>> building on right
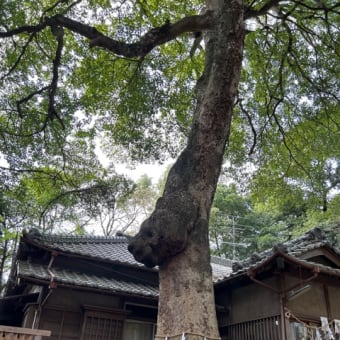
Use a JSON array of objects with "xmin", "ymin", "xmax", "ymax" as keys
[{"xmin": 214, "ymin": 227, "xmax": 340, "ymax": 340}]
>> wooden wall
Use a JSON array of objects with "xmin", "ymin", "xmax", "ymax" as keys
[
  {"xmin": 21, "ymin": 287, "xmax": 157, "ymax": 340},
  {"xmin": 216, "ymin": 275, "xmax": 281, "ymax": 340},
  {"xmin": 46, "ymin": 288, "xmax": 122, "ymax": 310},
  {"xmin": 328, "ymin": 284, "xmax": 340, "ymax": 318},
  {"xmin": 229, "ymin": 277, "xmax": 281, "ymax": 324},
  {"xmin": 285, "ymin": 276, "xmax": 333, "ymax": 319}
]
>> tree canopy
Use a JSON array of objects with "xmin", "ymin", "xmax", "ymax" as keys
[{"xmin": 1, "ymin": 0, "xmax": 339, "ymax": 213}]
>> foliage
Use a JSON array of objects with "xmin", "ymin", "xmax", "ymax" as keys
[
  {"xmin": 95, "ymin": 174, "xmax": 159, "ymax": 236},
  {"xmin": 0, "ymin": 0, "xmax": 339, "ymax": 317},
  {"xmin": 210, "ymin": 183, "xmax": 340, "ymax": 260},
  {"xmin": 0, "ymin": 190, "xmax": 20, "ymax": 294},
  {"xmin": 1, "ymin": 0, "xmax": 338, "ymax": 220},
  {"xmin": 209, "ymin": 184, "xmax": 281, "ymax": 260},
  {"xmin": 224, "ymin": 0, "xmax": 340, "ymax": 211}
]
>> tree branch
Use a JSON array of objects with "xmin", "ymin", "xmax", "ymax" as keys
[
  {"xmin": 245, "ymin": 0, "xmax": 282, "ymax": 19},
  {"xmin": 0, "ymin": 22, "xmax": 47, "ymax": 37},
  {"xmin": 0, "ymin": 165, "xmax": 65, "ymax": 181},
  {"xmin": 0, "ymin": 33, "xmax": 36, "ymax": 81},
  {"xmin": 16, "ymin": 86, "xmax": 49, "ymax": 118},
  {"xmin": 1, "ymin": 11, "xmax": 214, "ymax": 132},
  {"xmin": 269, "ymin": 105, "xmax": 314, "ymax": 185},
  {"xmin": 1, "ymin": 11, "xmax": 214, "ymax": 59},
  {"xmin": 42, "ymin": 0, "xmax": 68, "ymax": 17},
  {"xmin": 289, "ymin": 0, "xmax": 340, "ymax": 13},
  {"xmin": 48, "ymin": 25, "xmax": 65, "ymax": 129},
  {"xmin": 49, "ymin": 11, "xmax": 214, "ymax": 57},
  {"xmin": 239, "ymin": 100, "xmax": 257, "ymax": 155}
]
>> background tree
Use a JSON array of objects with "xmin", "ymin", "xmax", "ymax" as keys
[
  {"xmin": 1, "ymin": 151, "xmax": 134, "ymax": 233},
  {"xmin": 94, "ymin": 174, "xmax": 159, "ymax": 236},
  {"xmin": 210, "ymin": 182, "xmax": 340, "ymax": 261},
  {"xmin": 210, "ymin": 183, "xmax": 290, "ymax": 260},
  {"xmin": 1, "ymin": 0, "xmax": 339, "ymax": 338},
  {"xmin": 209, "ymin": 184, "xmax": 256, "ymax": 259},
  {"xmin": 0, "ymin": 191, "xmax": 21, "ymax": 294},
  {"xmin": 0, "ymin": 164, "xmax": 159, "ymax": 291}
]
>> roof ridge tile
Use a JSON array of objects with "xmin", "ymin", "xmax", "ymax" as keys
[
  {"xmin": 231, "ymin": 227, "xmax": 332, "ymax": 272},
  {"xmin": 24, "ymin": 229, "xmax": 129, "ymax": 244}
]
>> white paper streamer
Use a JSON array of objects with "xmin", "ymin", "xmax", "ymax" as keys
[
  {"xmin": 316, "ymin": 329, "xmax": 322, "ymax": 340},
  {"xmin": 334, "ymin": 320, "xmax": 340, "ymax": 335},
  {"xmin": 320, "ymin": 316, "xmax": 334, "ymax": 340}
]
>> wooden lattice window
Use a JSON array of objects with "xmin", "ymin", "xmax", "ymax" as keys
[
  {"xmin": 80, "ymin": 308, "xmax": 128, "ymax": 340},
  {"xmin": 38, "ymin": 307, "xmax": 81, "ymax": 340},
  {"xmin": 224, "ymin": 315, "xmax": 281, "ymax": 340}
]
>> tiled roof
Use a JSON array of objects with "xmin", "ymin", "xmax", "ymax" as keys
[
  {"xmin": 216, "ymin": 227, "xmax": 340, "ymax": 283},
  {"xmin": 18, "ymin": 228, "xmax": 339, "ymax": 296},
  {"xmin": 23, "ymin": 231, "xmax": 145, "ymax": 268},
  {"xmin": 211, "ymin": 256, "xmax": 233, "ymax": 280},
  {"xmin": 17, "ymin": 260, "xmax": 158, "ymax": 298},
  {"xmin": 281, "ymin": 254, "xmax": 340, "ymax": 277},
  {"xmin": 22, "ymin": 230, "xmax": 233, "ymax": 281},
  {"xmin": 231, "ymin": 227, "xmax": 338, "ymax": 272}
]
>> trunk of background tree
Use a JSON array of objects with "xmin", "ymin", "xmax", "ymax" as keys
[{"xmin": 155, "ymin": 1, "xmax": 244, "ymax": 339}]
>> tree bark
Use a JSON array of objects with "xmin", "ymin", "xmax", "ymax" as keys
[{"xmin": 129, "ymin": 0, "xmax": 244, "ymax": 338}]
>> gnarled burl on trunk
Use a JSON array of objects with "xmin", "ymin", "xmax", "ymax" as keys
[
  {"xmin": 127, "ymin": 190, "xmax": 199, "ymax": 268},
  {"xmin": 128, "ymin": 146, "xmax": 201, "ymax": 268}
]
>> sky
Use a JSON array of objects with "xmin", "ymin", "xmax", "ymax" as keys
[
  {"xmin": 115, "ymin": 161, "xmax": 170, "ymax": 184},
  {"xmin": 94, "ymin": 140, "xmax": 173, "ymax": 184},
  {"xmin": 0, "ymin": 138, "xmax": 172, "ymax": 186}
]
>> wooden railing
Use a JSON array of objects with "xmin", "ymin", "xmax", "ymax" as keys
[{"xmin": 0, "ymin": 326, "xmax": 51, "ymax": 340}]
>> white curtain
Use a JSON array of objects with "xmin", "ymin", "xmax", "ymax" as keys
[{"xmin": 123, "ymin": 320, "xmax": 154, "ymax": 340}]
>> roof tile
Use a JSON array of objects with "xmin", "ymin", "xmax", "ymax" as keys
[
  {"xmin": 18, "ymin": 260, "xmax": 158, "ymax": 298},
  {"xmin": 25, "ymin": 232, "xmax": 145, "ymax": 268},
  {"xmin": 23, "ymin": 232, "xmax": 232, "ymax": 281},
  {"xmin": 214, "ymin": 227, "xmax": 340, "ymax": 283}
]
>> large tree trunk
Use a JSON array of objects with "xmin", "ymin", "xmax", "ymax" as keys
[{"xmin": 129, "ymin": 1, "xmax": 244, "ymax": 338}]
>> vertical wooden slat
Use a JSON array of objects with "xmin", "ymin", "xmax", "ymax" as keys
[
  {"xmin": 108, "ymin": 318, "xmax": 113, "ymax": 339},
  {"xmin": 81, "ymin": 314, "xmax": 124, "ymax": 340},
  {"xmin": 224, "ymin": 315, "xmax": 283, "ymax": 340},
  {"xmin": 266, "ymin": 317, "xmax": 271, "ymax": 340},
  {"xmin": 102, "ymin": 317, "xmax": 107, "ymax": 339},
  {"xmin": 57, "ymin": 311, "xmax": 65, "ymax": 340},
  {"xmin": 265, "ymin": 317, "xmax": 269, "ymax": 339},
  {"xmin": 256, "ymin": 319, "xmax": 260, "ymax": 340},
  {"xmin": 89, "ymin": 317, "xmax": 93, "ymax": 340},
  {"xmin": 95, "ymin": 317, "xmax": 99, "ymax": 340},
  {"xmin": 263, "ymin": 317, "xmax": 267, "ymax": 339}
]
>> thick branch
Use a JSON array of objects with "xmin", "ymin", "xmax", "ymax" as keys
[
  {"xmin": 1, "ymin": 11, "xmax": 214, "ymax": 59},
  {"xmin": 245, "ymin": 0, "xmax": 340, "ymax": 20},
  {"xmin": 49, "ymin": 12, "xmax": 215, "ymax": 57},
  {"xmin": 0, "ymin": 23, "xmax": 47, "ymax": 37}
]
